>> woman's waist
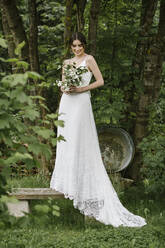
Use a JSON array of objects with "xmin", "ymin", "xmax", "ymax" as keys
[
  {"xmin": 77, "ymin": 82, "xmax": 90, "ymax": 88},
  {"xmin": 62, "ymin": 90, "xmax": 91, "ymax": 98}
]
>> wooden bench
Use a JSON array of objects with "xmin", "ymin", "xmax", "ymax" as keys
[
  {"xmin": 7, "ymin": 188, "xmax": 64, "ymax": 217},
  {"xmin": 7, "ymin": 177, "xmax": 134, "ymax": 218}
]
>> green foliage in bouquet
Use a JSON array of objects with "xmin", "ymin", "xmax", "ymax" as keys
[{"xmin": 56, "ymin": 62, "xmax": 88, "ymax": 91}]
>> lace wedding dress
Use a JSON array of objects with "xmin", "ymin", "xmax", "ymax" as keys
[{"xmin": 50, "ymin": 57, "xmax": 146, "ymax": 227}]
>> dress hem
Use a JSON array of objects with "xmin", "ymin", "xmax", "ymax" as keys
[{"xmin": 50, "ymin": 184, "xmax": 147, "ymax": 228}]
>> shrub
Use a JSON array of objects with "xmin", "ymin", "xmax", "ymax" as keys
[
  {"xmin": 139, "ymin": 81, "xmax": 165, "ymax": 196},
  {"xmin": 0, "ymin": 38, "xmax": 63, "ymax": 228}
]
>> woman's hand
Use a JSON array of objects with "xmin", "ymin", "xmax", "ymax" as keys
[
  {"xmin": 60, "ymin": 86, "xmax": 83, "ymax": 94},
  {"xmin": 69, "ymin": 86, "xmax": 83, "ymax": 93},
  {"xmin": 60, "ymin": 86, "xmax": 71, "ymax": 94}
]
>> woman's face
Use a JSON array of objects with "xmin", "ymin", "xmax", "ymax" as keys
[{"xmin": 71, "ymin": 39, "xmax": 85, "ymax": 56}]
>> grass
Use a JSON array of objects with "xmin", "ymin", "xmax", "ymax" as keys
[
  {"xmin": 2, "ymin": 175, "xmax": 165, "ymax": 248},
  {"xmin": 0, "ymin": 217, "xmax": 164, "ymax": 248},
  {"xmin": 7, "ymin": 174, "xmax": 50, "ymax": 188}
]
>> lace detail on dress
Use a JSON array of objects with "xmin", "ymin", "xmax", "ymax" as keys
[
  {"xmin": 77, "ymin": 198, "xmax": 104, "ymax": 218},
  {"xmin": 114, "ymin": 199, "xmax": 146, "ymax": 227},
  {"xmin": 50, "ymin": 182, "xmax": 105, "ymax": 220}
]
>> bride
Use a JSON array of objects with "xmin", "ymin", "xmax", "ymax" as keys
[{"xmin": 50, "ymin": 32, "xmax": 146, "ymax": 227}]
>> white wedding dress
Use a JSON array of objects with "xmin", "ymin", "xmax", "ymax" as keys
[{"xmin": 50, "ymin": 57, "xmax": 146, "ymax": 227}]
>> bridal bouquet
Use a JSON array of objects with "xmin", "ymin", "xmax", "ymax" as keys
[{"xmin": 56, "ymin": 62, "xmax": 88, "ymax": 91}]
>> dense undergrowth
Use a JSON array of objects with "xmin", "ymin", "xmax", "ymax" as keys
[
  {"xmin": 1, "ymin": 176, "xmax": 165, "ymax": 248},
  {"xmin": 0, "ymin": 198, "xmax": 164, "ymax": 248}
]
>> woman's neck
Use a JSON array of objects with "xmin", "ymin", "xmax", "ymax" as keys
[{"xmin": 74, "ymin": 53, "xmax": 86, "ymax": 59}]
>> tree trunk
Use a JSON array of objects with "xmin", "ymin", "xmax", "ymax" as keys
[
  {"xmin": 28, "ymin": 0, "xmax": 50, "ymax": 175},
  {"xmin": 133, "ymin": 0, "xmax": 158, "ymax": 144},
  {"xmin": 76, "ymin": 0, "xmax": 87, "ymax": 32},
  {"xmin": 0, "ymin": 0, "xmax": 29, "ymax": 61},
  {"xmin": 88, "ymin": 0, "xmax": 100, "ymax": 56},
  {"xmin": 64, "ymin": 0, "xmax": 75, "ymax": 58},
  {"xmin": 1, "ymin": 5, "xmax": 15, "ymax": 59},
  {"xmin": 132, "ymin": 0, "xmax": 158, "ymax": 83},
  {"xmin": 129, "ymin": 0, "xmax": 165, "ymax": 180},
  {"xmin": 111, "ymin": 0, "xmax": 118, "ymax": 78},
  {"xmin": 158, "ymin": 0, "xmax": 165, "ymax": 58},
  {"xmin": 28, "ymin": 0, "xmax": 39, "ymax": 72}
]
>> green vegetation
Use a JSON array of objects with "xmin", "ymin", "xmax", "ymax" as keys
[
  {"xmin": 0, "ymin": 1, "xmax": 165, "ymax": 247},
  {"xmin": 139, "ymin": 81, "xmax": 165, "ymax": 195},
  {"xmin": 7, "ymin": 174, "xmax": 50, "ymax": 188},
  {"xmin": 0, "ymin": 39, "xmax": 62, "ymax": 229},
  {"xmin": 0, "ymin": 186, "xmax": 164, "ymax": 248}
]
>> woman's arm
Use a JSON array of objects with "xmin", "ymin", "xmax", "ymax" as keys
[
  {"xmin": 60, "ymin": 59, "xmax": 70, "ymax": 94},
  {"xmin": 85, "ymin": 55, "xmax": 104, "ymax": 89},
  {"xmin": 70, "ymin": 55, "xmax": 104, "ymax": 93}
]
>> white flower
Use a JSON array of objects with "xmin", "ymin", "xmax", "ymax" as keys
[
  {"xmin": 55, "ymin": 63, "xmax": 88, "ymax": 90},
  {"xmin": 57, "ymin": 81, "xmax": 62, "ymax": 86}
]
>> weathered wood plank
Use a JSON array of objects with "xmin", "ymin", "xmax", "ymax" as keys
[{"xmin": 8, "ymin": 188, "xmax": 64, "ymax": 200}]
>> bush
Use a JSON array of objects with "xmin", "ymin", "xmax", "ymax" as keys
[
  {"xmin": 0, "ymin": 38, "xmax": 63, "ymax": 228},
  {"xmin": 139, "ymin": 81, "xmax": 165, "ymax": 196}
]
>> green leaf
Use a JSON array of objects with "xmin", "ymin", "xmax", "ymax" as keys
[
  {"xmin": 16, "ymin": 91, "xmax": 29, "ymax": 103},
  {"xmin": 6, "ymin": 152, "xmax": 33, "ymax": 164},
  {"xmin": 130, "ymin": 112, "xmax": 136, "ymax": 117},
  {"xmin": 0, "ymin": 165, "xmax": 12, "ymax": 178},
  {"xmin": 10, "ymin": 88, "xmax": 29, "ymax": 103},
  {"xmin": 23, "ymin": 107, "xmax": 40, "ymax": 121},
  {"xmin": 0, "ymin": 38, "xmax": 7, "ymax": 48},
  {"xmin": 51, "ymin": 138, "xmax": 57, "ymax": 147},
  {"xmin": 0, "ymin": 158, "xmax": 6, "ymax": 166},
  {"xmin": 43, "ymin": 120, "xmax": 50, "ymax": 125},
  {"xmin": 14, "ymin": 120, "xmax": 25, "ymax": 132},
  {"xmin": 54, "ymin": 120, "xmax": 64, "ymax": 127},
  {"xmin": 34, "ymin": 204, "xmax": 50, "ymax": 214},
  {"xmin": 0, "ymin": 99, "xmax": 10, "ymax": 108},
  {"xmin": 5, "ymin": 58, "xmax": 19, "ymax": 63},
  {"xmin": 0, "ymin": 57, "xmax": 6, "ymax": 62},
  {"xmin": 57, "ymin": 135, "xmax": 66, "ymax": 142},
  {"xmin": 0, "ymin": 118, "xmax": 10, "ymax": 129},
  {"xmin": 41, "ymin": 144, "xmax": 52, "ymax": 161},
  {"xmin": 1, "ymin": 195, "xmax": 18, "ymax": 204},
  {"xmin": 28, "ymin": 144, "xmax": 41, "ymax": 155},
  {"xmin": 15, "ymin": 41, "xmax": 25, "ymax": 56},
  {"xmin": 130, "ymin": 239, "xmax": 136, "ymax": 247},
  {"xmin": 19, "ymin": 134, "xmax": 38, "ymax": 144},
  {"xmin": 31, "ymin": 95, "xmax": 45, "ymax": 101},
  {"xmin": 16, "ymin": 61, "xmax": 29, "ymax": 70},
  {"xmin": 47, "ymin": 113, "xmax": 58, "ymax": 119},
  {"xmin": 39, "ymin": 103, "xmax": 49, "ymax": 112},
  {"xmin": 2, "ymin": 74, "xmax": 27, "ymax": 87},
  {"xmin": 0, "ymin": 132, "xmax": 13, "ymax": 146},
  {"xmin": 52, "ymin": 210, "xmax": 60, "ymax": 217},
  {"xmin": 25, "ymin": 71, "xmax": 44, "ymax": 80},
  {"xmin": 37, "ymin": 81, "xmax": 49, "ymax": 87},
  {"xmin": 35, "ymin": 129, "xmax": 54, "ymax": 139},
  {"xmin": 0, "ymin": 222, "xmax": 5, "ymax": 230},
  {"xmin": 52, "ymin": 205, "xmax": 60, "ymax": 211},
  {"xmin": 28, "ymin": 143, "xmax": 52, "ymax": 160}
]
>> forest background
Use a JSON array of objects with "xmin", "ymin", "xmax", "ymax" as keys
[{"xmin": 0, "ymin": 0, "xmax": 165, "ymax": 247}]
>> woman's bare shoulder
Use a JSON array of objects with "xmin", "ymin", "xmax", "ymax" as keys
[
  {"xmin": 86, "ymin": 55, "xmax": 97, "ymax": 67},
  {"xmin": 63, "ymin": 58, "xmax": 73, "ymax": 65},
  {"xmin": 86, "ymin": 54, "xmax": 95, "ymax": 62}
]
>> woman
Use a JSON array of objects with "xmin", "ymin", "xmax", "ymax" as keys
[{"xmin": 50, "ymin": 32, "xmax": 146, "ymax": 227}]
